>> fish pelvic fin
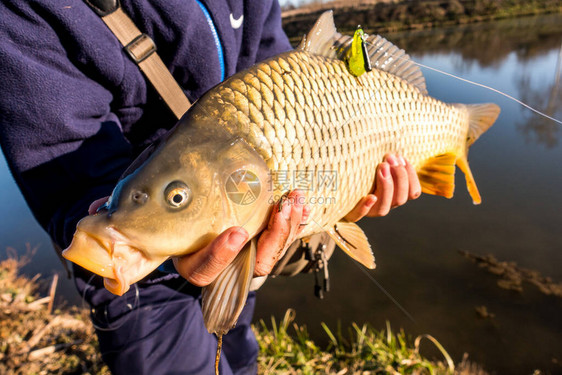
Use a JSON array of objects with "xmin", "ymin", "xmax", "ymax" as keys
[
  {"xmin": 418, "ymin": 153, "xmax": 457, "ymax": 199},
  {"xmin": 202, "ymin": 238, "xmax": 257, "ymax": 335},
  {"xmin": 327, "ymin": 221, "xmax": 375, "ymax": 269}
]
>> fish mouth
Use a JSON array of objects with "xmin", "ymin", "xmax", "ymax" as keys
[
  {"xmin": 63, "ymin": 219, "xmax": 168, "ymax": 296},
  {"xmin": 62, "ymin": 227, "xmax": 136, "ymax": 296}
]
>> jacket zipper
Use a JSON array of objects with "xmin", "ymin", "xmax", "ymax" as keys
[{"xmin": 195, "ymin": 0, "xmax": 226, "ymax": 82}]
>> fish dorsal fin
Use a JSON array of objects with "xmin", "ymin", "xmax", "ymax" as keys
[
  {"xmin": 299, "ymin": 11, "xmax": 427, "ymax": 95},
  {"xmin": 365, "ymin": 34, "xmax": 427, "ymax": 94},
  {"xmin": 326, "ymin": 221, "xmax": 375, "ymax": 269},
  {"xmin": 336, "ymin": 33, "xmax": 428, "ymax": 94},
  {"xmin": 297, "ymin": 10, "xmax": 342, "ymax": 58},
  {"xmin": 202, "ymin": 237, "xmax": 257, "ymax": 335}
]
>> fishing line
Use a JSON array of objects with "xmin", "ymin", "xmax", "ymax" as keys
[
  {"xmin": 353, "ymin": 262, "xmax": 416, "ymax": 323},
  {"xmin": 308, "ymin": 217, "xmax": 415, "ymax": 322},
  {"xmin": 81, "ymin": 274, "xmax": 141, "ymax": 332},
  {"xmin": 362, "ymin": 39, "xmax": 562, "ymax": 125},
  {"xmin": 413, "ymin": 60, "xmax": 562, "ymax": 125}
]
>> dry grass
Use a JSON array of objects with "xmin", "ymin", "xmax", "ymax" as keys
[{"xmin": 0, "ymin": 249, "xmax": 109, "ymax": 375}]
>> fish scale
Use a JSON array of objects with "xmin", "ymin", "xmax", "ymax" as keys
[{"xmin": 200, "ymin": 50, "xmax": 467, "ymax": 233}]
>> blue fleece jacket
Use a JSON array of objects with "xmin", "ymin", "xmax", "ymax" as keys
[{"xmin": 0, "ymin": 0, "xmax": 292, "ymax": 249}]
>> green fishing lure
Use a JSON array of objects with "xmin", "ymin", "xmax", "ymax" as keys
[{"xmin": 346, "ymin": 27, "xmax": 372, "ymax": 77}]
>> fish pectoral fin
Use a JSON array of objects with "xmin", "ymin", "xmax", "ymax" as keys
[
  {"xmin": 327, "ymin": 221, "xmax": 375, "ymax": 269},
  {"xmin": 249, "ymin": 275, "xmax": 268, "ymax": 291},
  {"xmin": 202, "ymin": 237, "xmax": 257, "ymax": 335},
  {"xmin": 417, "ymin": 152, "xmax": 457, "ymax": 199},
  {"xmin": 456, "ymin": 157, "xmax": 482, "ymax": 205}
]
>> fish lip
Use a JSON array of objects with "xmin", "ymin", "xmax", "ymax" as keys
[
  {"xmin": 87, "ymin": 230, "xmax": 114, "ymax": 256},
  {"xmin": 103, "ymin": 269, "xmax": 129, "ymax": 296},
  {"xmin": 62, "ymin": 229, "xmax": 115, "ymax": 279},
  {"xmin": 100, "ymin": 226, "xmax": 143, "ymax": 296},
  {"xmin": 63, "ymin": 226, "xmax": 141, "ymax": 296}
]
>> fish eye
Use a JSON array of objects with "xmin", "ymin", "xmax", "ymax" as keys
[{"xmin": 164, "ymin": 181, "xmax": 191, "ymax": 209}]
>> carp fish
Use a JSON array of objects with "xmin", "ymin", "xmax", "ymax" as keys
[{"xmin": 62, "ymin": 11, "xmax": 500, "ymax": 335}]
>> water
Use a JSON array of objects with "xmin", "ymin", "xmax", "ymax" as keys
[{"xmin": 1, "ymin": 14, "xmax": 561, "ymax": 374}]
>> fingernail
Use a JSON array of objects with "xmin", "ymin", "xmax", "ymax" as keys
[
  {"xmin": 387, "ymin": 155, "xmax": 398, "ymax": 166},
  {"xmin": 229, "ymin": 229, "xmax": 248, "ymax": 247},
  {"xmin": 381, "ymin": 164, "xmax": 390, "ymax": 178},
  {"xmin": 365, "ymin": 195, "xmax": 377, "ymax": 208},
  {"xmin": 398, "ymin": 155, "xmax": 406, "ymax": 166}
]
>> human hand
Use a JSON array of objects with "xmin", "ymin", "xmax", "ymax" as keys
[
  {"xmin": 344, "ymin": 153, "xmax": 421, "ymax": 221},
  {"xmin": 173, "ymin": 190, "xmax": 309, "ymax": 285}
]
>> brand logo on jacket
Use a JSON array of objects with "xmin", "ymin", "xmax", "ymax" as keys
[{"xmin": 230, "ymin": 13, "xmax": 243, "ymax": 29}]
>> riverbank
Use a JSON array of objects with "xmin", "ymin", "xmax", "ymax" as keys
[
  {"xmin": 281, "ymin": 0, "xmax": 562, "ymax": 40},
  {"xmin": 1, "ymin": 254, "xmax": 486, "ymax": 374}
]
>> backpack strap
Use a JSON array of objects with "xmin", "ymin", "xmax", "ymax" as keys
[{"xmin": 84, "ymin": 0, "xmax": 191, "ymax": 119}]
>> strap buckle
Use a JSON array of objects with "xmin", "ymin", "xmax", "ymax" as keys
[
  {"xmin": 312, "ymin": 243, "xmax": 330, "ymax": 299},
  {"xmin": 124, "ymin": 34, "xmax": 156, "ymax": 63}
]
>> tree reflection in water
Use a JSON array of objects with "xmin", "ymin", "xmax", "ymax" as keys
[
  {"xmin": 516, "ymin": 41, "xmax": 562, "ymax": 148},
  {"xmin": 383, "ymin": 15, "xmax": 562, "ymax": 147}
]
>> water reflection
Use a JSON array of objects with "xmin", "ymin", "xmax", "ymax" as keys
[
  {"xmin": 371, "ymin": 14, "xmax": 562, "ymax": 68},
  {"xmin": 516, "ymin": 42, "xmax": 562, "ymax": 148}
]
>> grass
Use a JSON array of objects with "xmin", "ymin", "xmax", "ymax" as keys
[
  {"xmin": 0, "ymin": 250, "xmax": 109, "ymax": 375},
  {"xmin": 1, "ymin": 251, "xmax": 486, "ymax": 374},
  {"xmin": 255, "ymin": 309, "xmax": 486, "ymax": 374}
]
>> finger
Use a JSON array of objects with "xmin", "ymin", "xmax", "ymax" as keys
[
  {"xmin": 285, "ymin": 191, "xmax": 305, "ymax": 245},
  {"xmin": 368, "ymin": 162, "xmax": 393, "ymax": 217},
  {"xmin": 297, "ymin": 203, "xmax": 311, "ymax": 236},
  {"xmin": 390, "ymin": 155, "xmax": 409, "ymax": 207},
  {"xmin": 172, "ymin": 227, "xmax": 248, "ymax": 287},
  {"xmin": 88, "ymin": 196, "xmax": 109, "ymax": 215},
  {"xmin": 405, "ymin": 158, "xmax": 422, "ymax": 200},
  {"xmin": 344, "ymin": 194, "xmax": 377, "ymax": 222},
  {"xmin": 255, "ymin": 190, "xmax": 304, "ymax": 276}
]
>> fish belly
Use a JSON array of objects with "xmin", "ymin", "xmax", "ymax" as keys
[{"xmin": 201, "ymin": 50, "xmax": 469, "ymax": 236}]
